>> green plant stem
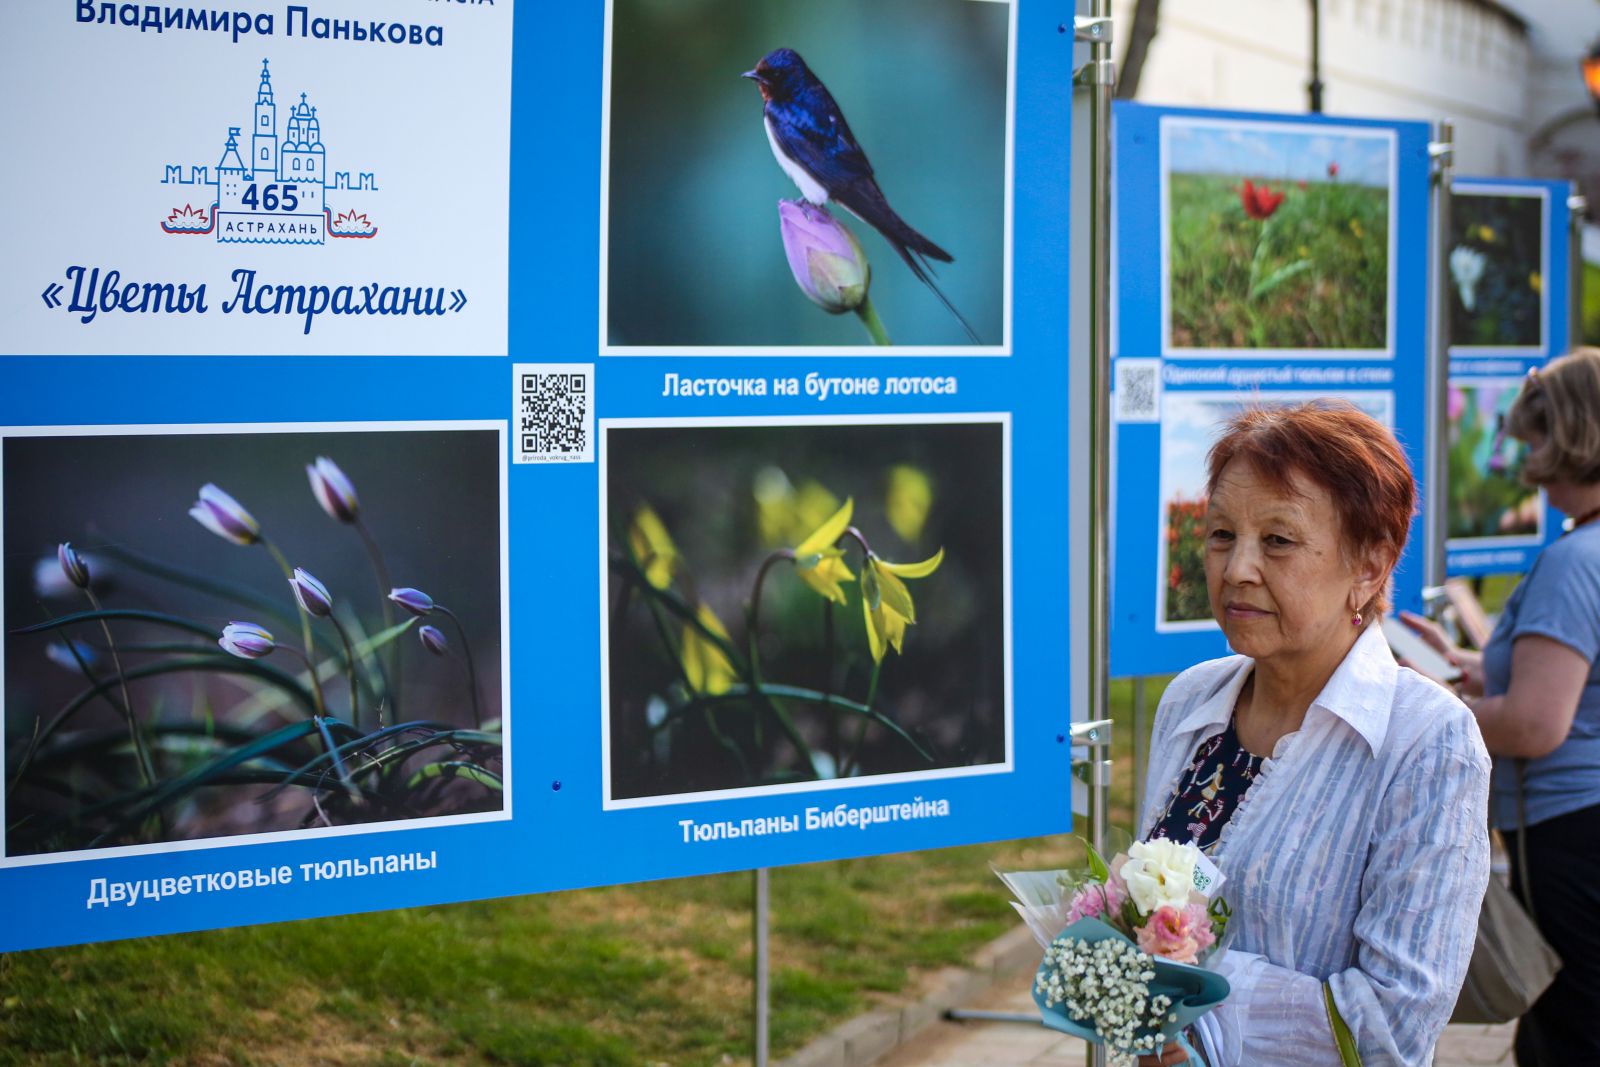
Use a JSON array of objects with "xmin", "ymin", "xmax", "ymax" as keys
[
  {"xmin": 263, "ymin": 538, "xmax": 326, "ymax": 716},
  {"xmin": 11, "ymin": 656, "xmax": 318, "ymax": 798},
  {"xmin": 822, "ymin": 599, "xmax": 839, "ymax": 773},
  {"xmin": 354, "ymin": 517, "xmax": 399, "ymax": 717},
  {"xmin": 435, "ymin": 605, "xmax": 481, "ymax": 729},
  {"xmin": 327, "ymin": 615, "xmax": 362, "ymax": 729},
  {"xmin": 856, "ymin": 297, "xmax": 891, "ymax": 346},
  {"xmin": 83, "ymin": 589, "xmax": 156, "ymax": 790},
  {"xmin": 748, "ymin": 550, "xmax": 817, "ymax": 776},
  {"xmin": 656, "ymin": 679, "xmax": 932, "ymax": 765},
  {"xmin": 747, "ymin": 550, "xmax": 795, "ymax": 751},
  {"xmin": 93, "ymin": 540, "xmax": 337, "ymax": 656},
  {"xmin": 842, "ymin": 659, "xmax": 884, "ymax": 777},
  {"xmin": 612, "ymin": 554, "xmax": 749, "ymax": 676}
]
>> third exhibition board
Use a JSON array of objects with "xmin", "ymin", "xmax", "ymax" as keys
[{"xmin": 1444, "ymin": 178, "xmax": 1573, "ymax": 578}]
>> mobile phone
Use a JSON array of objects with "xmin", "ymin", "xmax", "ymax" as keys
[{"xmin": 1382, "ymin": 615, "xmax": 1463, "ymax": 684}]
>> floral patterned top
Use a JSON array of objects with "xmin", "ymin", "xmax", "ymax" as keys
[{"xmin": 1150, "ymin": 716, "xmax": 1264, "ymax": 855}]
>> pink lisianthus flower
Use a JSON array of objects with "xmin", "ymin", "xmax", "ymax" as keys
[
  {"xmin": 1064, "ymin": 875, "xmax": 1129, "ymax": 925},
  {"xmin": 1134, "ymin": 902, "xmax": 1216, "ymax": 965}
]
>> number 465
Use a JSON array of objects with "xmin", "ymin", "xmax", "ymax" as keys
[{"xmin": 241, "ymin": 183, "xmax": 300, "ymax": 212}]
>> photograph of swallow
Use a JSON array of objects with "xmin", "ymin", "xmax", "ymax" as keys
[{"xmin": 743, "ymin": 47, "xmax": 981, "ymax": 342}]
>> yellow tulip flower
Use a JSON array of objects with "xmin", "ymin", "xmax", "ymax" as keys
[
  {"xmin": 792, "ymin": 498, "xmax": 856, "ymax": 605},
  {"xmin": 628, "ymin": 505, "xmax": 679, "ymax": 590},
  {"xmin": 682, "ymin": 603, "xmax": 736, "ymax": 695},
  {"xmin": 861, "ymin": 548, "xmax": 945, "ymax": 662},
  {"xmin": 885, "ymin": 465, "xmax": 933, "ymax": 544}
]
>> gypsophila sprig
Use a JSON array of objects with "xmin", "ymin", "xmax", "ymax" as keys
[{"xmin": 1036, "ymin": 936, "xmax": 1175, "ymax": 1059}]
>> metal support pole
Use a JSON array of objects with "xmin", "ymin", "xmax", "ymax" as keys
[
  {"xmin": 1077, "ymin": 7, "xmax": 1113, "ymax": 1064},
  {"xmin": 754, "ymin": 867, "xmax": 770, "ymax": 1067},
  {"xmin": 943, "ymin": 720, "xmax": 1115, "ymax": 1029},
  {"xmin": 1571, "ymin": 192, "xmax": 1588, "ymax": 350},
  {"xmin": 1132, "ymin": 676, "xmax": 1147, "ymax": 831},
  {"xmin": 1307, "ymin": 0, "xmax": 1324, "ymax": 113},
  {"xmin": 1423, "ymin": 122, "xmax": 1454, "ymax": 607}
]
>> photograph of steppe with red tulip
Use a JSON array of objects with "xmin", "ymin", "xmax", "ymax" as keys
[{"xmin": 1164, "ymin": 119, "xmax": 1395, "ymax": 353}]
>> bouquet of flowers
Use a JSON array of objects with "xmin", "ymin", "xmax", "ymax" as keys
[{"xmin": 996, "ymin": 836, "xmax": 1233, "ymax": 1064}]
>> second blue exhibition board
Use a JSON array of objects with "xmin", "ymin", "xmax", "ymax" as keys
[{"xmin": 1109, "ymin": 102, "xmax": 1434, "ymax": 679}]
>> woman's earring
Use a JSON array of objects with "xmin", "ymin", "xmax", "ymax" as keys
[{"xmin": 1351, "ymin": 611, "xmax": 1363, "ymax": 628}]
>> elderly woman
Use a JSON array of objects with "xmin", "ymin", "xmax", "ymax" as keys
[
  {"xmin": 1137, "ymin": 401, "xmax": 1490, "ymax": 1067},
  {"xmin": 1401, "ymin": 348, "xmax": 1600, "ymax": 1066}
]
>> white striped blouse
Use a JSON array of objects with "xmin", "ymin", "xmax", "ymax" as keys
[{"xmin": 1138, "ymin": 624, "xmax": 1491, "ymax": 1066}]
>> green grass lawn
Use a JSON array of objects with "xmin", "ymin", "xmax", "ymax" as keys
[
  {"xmin": 1168, "ymin": 173, "xmax": 1389, "ymax": 351},
  {"xmin": 0, "ymin": 678, "xmax": 1166, "ymax": 1067}
]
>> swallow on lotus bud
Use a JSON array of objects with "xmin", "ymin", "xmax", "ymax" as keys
[{"xmin": 743, "ymin": 47, "xmax": 979, "ymax": 342}]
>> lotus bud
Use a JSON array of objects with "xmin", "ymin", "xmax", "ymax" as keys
[
  {"xmin": 57, "ymin": 542, "xmax": 91, "ymax": 590},
  {"xmin": 388, "ymin": 587, "xmax": 435, "ymax": 617},
  {"xmin": 289, "ymin": 567, "xmax": 333, "ymax": 618},
  {"xmin": 219, "ymin": 621, "xmax": 275, "ymax": 659},
  {"xmin": 778, "ymin": 199, "xmax": 870, "ymax": 314},
  {"xmin": 419, "ymin": 624, "xmax": 449, "ymax": 656},
  {"xmin": 306, "ymin": 456, "xmax": 360, "ymax": 524},
  {"xmin": 189, "ymin": 483, "xmax": 261, "ymax": 546}
]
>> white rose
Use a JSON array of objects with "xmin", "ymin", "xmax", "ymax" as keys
[{"xmin": 1118, "ymin": 838, "xmax": 1198, "ymax": 915}]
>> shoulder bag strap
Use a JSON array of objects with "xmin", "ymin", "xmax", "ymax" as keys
[{"xmin": 1513, "ymin": 758, "xmax": 1537, "ymax": 922}]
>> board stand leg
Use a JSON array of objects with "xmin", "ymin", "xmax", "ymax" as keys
[
  {"xmin": 754, "ymin": 867, "xmax": 770, "ymax": 1067},
  {"xmin": 945, "ymin": 720, "xmax": 1114, "ymax": 1036}
]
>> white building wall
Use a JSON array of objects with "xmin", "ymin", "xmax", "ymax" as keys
[{"xmin": 1111, "ymin": 0, "xmax": 1534, "ymax": 177}]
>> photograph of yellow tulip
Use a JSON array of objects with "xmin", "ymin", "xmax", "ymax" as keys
[{"xmin": 602, "ymin": 417, "xmax": 1008, "ymax": 805}]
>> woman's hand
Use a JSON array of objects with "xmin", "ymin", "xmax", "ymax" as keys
[
  {"xmin": 1396, "ymin": 611, "xmax": 1485, "ymax": 697},
  {"xmin": 1136, "ymin": 1041, "xmax": 1193, "ymax": 1066}
]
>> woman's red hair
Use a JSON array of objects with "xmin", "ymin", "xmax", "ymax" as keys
[{"xmin": 1205, "ymin": 400, "xmax": 1416, "ymax": 616}]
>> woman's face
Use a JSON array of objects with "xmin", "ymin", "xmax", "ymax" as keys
[{"xmin": 1203, "ymin": 458, "xmax": 1382, "ymax": 666}]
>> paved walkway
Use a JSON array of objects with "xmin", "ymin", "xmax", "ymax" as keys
[{"xmin": 876, "ymin": 965, "xmax": 1516, "ymax": 1067}]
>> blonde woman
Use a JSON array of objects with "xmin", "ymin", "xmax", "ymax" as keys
[{"xmin": 1403, "ymin": 347, "xmax": 1600, "ymax": 1066}]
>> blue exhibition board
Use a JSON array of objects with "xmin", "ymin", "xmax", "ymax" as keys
[
  {"xmin": 1109, "ymin": 102, "xmax": 1434, "ymax": 679},
  {"xmin": 0, "ymin": 1, "xmax": 1075, "ymax": 952},
  {"xmin": 1444, "ymin": 177, "xmax": 1572, "ymax": 578}
]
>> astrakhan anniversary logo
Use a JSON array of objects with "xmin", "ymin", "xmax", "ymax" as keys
[{"xmin": 160, "ymin": 59, "xmax": 379, "ymax": 244}]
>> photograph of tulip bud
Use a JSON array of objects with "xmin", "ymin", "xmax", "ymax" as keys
[
  {"xmin": 2, "ymin": 425, "xmax": 506, "ymax": 858},
  {"xmin": 1447, "ymin": 190, "xmax": 1546, "ymax": 351},
  {"xmin": 602, "ymin": 418, "xmax": 1007, "ymax": 804},
  {"xmin": 1163, "ymin": 118, "xmax": 1395, "ymax": 355},
  {"xmin": 1156, "ymin": 392, "xmax": 1394, "ymax": 630},
  {"xmin": 602, "ymin": 0, "xmax": 1008, "ymax": 350},
  {"xmin": 1446, "ymin": 379, "xmax": 1543, "ymax": 543}
]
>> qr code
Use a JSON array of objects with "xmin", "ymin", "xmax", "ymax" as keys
[
  {"xmin": 1114, "ymin": 359, "xmax": 1162, "ymax": 423},
  {"xmin": 514, "ymin": 363, "xmax": 594, "ymax": 463}
]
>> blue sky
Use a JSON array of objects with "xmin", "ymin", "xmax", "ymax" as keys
[
  {"xmin": 1159, "ymin": 392, "xmax": 1396, "ymax": 507},
  {"xmin": 1165, "ymin": 122, "xmax": 1391, "ymax": 187}
]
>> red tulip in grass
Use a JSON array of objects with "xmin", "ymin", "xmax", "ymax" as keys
[
  {"xmin": 778, "ymin": 199, "xmax": 890, "ymax": 345},
  {"xmin": 1237, "ymin": 179, "xmax": 1311, "ymax": 304}
]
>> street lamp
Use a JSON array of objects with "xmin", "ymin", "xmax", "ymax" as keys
[{"xmin": 1584, "ymin": 39, "xmax": 1600, "ymax": 116}]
